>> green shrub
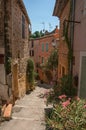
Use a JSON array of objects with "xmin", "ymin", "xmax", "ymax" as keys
[
  {"xmin": 34, "ymin": 72, "xmax": 39, "ymax": 80},
  {"xmin": 60, "ymin": 75, "xmax": 77, "ymax": 96},
  {"xmin": 46, "ymin": 75, "xmax": 77, "ymax": 105},
  {"xmin": 26, "ymin": 59, "xmax": 34, "ymax": 86},
  {"xmin": 46, "ymin": 97, "xmax": 86, "ymax": 130},
  {"xmin": 45, "ymin": 70, "xmax": 53, "ymax": 83},
  {"xmin": 46, "ymin": 49, "xmax": 58, "ymax": 70}
]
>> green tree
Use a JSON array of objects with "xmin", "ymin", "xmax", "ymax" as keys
[
  {"xmin": 46, "ymin": 49, "xmax": 58, "ymax": 70},
  {"xmin": 30, "ymin": 30, "xmax": 46, "ymax": 38}
]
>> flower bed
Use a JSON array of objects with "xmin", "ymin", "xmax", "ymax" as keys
[{"xmin": 46, "ymin": 95, "xmax": 86, "ymax": 130}]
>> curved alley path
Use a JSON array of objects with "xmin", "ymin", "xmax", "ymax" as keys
[{"xmin": 0, "ymin": 85, "xmax": 52, "ymax": 130}]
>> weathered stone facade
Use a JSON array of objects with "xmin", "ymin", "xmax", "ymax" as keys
[
  {"xmin": 53, "ymin": 0, "xmax": 70, "ymax": 79},
  {"xmin": 0, "ymin": 0, "xmax": 31, "ymax": 103}
]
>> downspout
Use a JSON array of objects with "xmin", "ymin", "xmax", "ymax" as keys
[
  {"xmin": 4, "ymin": 0, "xmax": 7, "ymax": 84},
  {"xmin": 69, "ymin": 0, "xmax": 76, "ymax": 96},
  {"xmin": 11, "ymin": 0, "xmax": 15, "ymax": 103},
  {"xmin": 70, "ymin": 0, "xmax": 76, "ymax": 76}
]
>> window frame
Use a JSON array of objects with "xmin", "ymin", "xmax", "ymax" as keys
[
  {"xmin": 22, "ymin": 15, "xmax": 25, "ymax": 39},
  {"xmin": 46, "ymin": 43, "xmax": 48, "ymax": 52},
  {"xmin": 42, "ymin": 43, "xmax": 44, "ymax": 52}
]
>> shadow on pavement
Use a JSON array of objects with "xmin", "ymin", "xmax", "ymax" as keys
[{"xmin": 37, "ymin": 81, "xmax": 53, "ymax": 89}]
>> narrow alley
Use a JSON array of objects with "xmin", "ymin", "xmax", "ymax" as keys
[{"xmin": 0, "ymin": 85, "xmax": 51, "ymax": 130}]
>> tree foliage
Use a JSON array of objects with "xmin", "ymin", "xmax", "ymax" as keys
[
  {"xmin": 30, "ymin": 30, "xmax": 45, "ymax": 38},
  {"xmin": 46, "ymin": 49, "xmax": 58, "ymax": 70}
]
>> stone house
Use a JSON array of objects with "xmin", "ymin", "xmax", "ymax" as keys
[
  {"xmin": 29, "ymin": 27, "xmax": 59, "ymax": 83},
  {"xmin": 53, "ymin": 0, "xmax": 71, "ymax": 79},
  {"xmin": 73, "ymin": 0, "xmax": 86, "ymax": 98},
  {"xmin": 0, "ymin": 0, "xmax": 31, "ymax": 103},
  {"xmin": 29, "ymin": 38, "xmax": 39, "ymax": 71},
  {"xmin": 53, "ymin": 0, "xmax": 86, "ymax": 98}
]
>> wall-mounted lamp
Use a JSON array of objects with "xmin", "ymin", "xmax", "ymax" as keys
[{"xmin": 52, "ymin": 39, "xmax": 56, "ymax": 48}]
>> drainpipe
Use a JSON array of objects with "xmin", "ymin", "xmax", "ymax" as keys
[
  {"xmin": 69, "ymin": 0, "xmax": 76, "ymax": 96},
  {"xmin": 70, "ymin": 0, "xmax": 76, "ymax": 76},
  {"xmin": 11, "ymin": 0, "xmax": 15, "ymax": 104},
  {"xmin": 4, "ymin": 0, "xmax": 7, "ymax": 84}
]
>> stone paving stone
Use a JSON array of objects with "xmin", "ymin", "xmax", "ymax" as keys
[{"xmin": 0, "ymin": 86, "xmax": 51, "ymax": 130}]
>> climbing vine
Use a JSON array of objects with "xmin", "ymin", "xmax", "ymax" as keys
[
  {"xmin": 64, "ymin": 0, "xmax": 73, "ymax": 74},
  {"xmin": 5, "ymin": 45, "xmax": 11, "ymax": 75},
  {"xmin": 46, "ymin": 49, "xmax": 58, "ymax": 70},
  {"xmin": 63, "ymin": 0, "xmax": 74, "ymax": 95}
]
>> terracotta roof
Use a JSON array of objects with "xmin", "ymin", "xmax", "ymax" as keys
[
  {"xmin": 17, "ymin": 0, "xmax": 31, "ymax": 24},
  {"xmin": 30, "ymin": 27, "xmax": 59, "ymax": 40}
]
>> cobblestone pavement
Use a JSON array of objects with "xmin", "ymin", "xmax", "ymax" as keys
[{"xmin": 0, "ymin": 85, "xmax": 52, "ymax": 130}]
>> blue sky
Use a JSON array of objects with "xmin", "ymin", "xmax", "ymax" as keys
[{"xmin": 23, "ymin": 0, "xmax": 59, "ymax": 33}]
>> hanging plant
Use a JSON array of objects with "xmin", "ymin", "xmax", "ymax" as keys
[{"xmin": 64, "ymin": 0, "xmax": 73, "ymax": 74}]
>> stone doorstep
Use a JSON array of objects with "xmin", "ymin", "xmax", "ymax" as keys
[{"xmin": 3, "ymin": 104, "xmax": 12, "ymax": 120}]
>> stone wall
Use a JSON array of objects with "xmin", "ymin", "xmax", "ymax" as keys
[
  {"xmin": 0, "ymin": 0, "xmax": 30, "ymax": 101},
  {"xmin": 0, "ymin": 0, "xmax": 10, "ymax": 100},
  {"xmin": 0, "ymin": 0, "xmax": 4, "ymax": 47},
  {"xmin": 12, "ymin": 0, "xmax": 30, "ymax": 99},
  {"xmin": 58, "ymin": 1, "xmax": 70, "ymax": 79}
]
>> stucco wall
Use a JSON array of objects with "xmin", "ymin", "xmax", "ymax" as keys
[
  {"xmin": 58, "ymin": 1, "xmax": 70, "ymax": 79},
  {"xmin": 73, "ymin": 0, "xmax": 86, "ymax": 75}
]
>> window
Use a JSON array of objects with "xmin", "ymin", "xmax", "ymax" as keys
[
  {"xmin": 37, "ymin": 69, "xmax": 38, "ymax": 73},
  {"xmin": 46, "ymin": 43, "xmax": 48, "ymax": 52},
  {"xmin": 32, "ymin": 50, "xmax": 34, "ymax": 56},
  {"xmin": 42, "ymin": 43, "xmax": 44, "ymax": 51},
  {"xmin": 29, "ymin": 50, "xmax": 34, "ymax": 56},
  {"xmin": 22, "ymin": 15, "xmax": 25, "ymax": 39},
  {"xmin": 31, "ymin": 40, "xmax": 34, "ymax": 48},
  {"xmin": 73, "ymin": 56, "xmax": 75, "ymax": 65},
  {"xmin": 62, "ymin": 66, "xmax": 65, "ymax": 76},
  {"xmin": 0, "ymin": 54, "xmax": 4, "ymax": 64},
  {"xmin": 42, "ymin": 57, "xmax": 44, "ymax": 63},
  {"xmin": 63, "ymin": 20, "xmax": 67, "ymax": 36},
  {"xmin": 39, "ymin": 56, "xmax": 40, "ymax": 61},
  {"xmin": 18, "ymin": 50, "xmax": 20, "ymax": 58},
  {"xmin": 29, "ymin": 50, "xmax": 31, "ymax": 56},
  {"xmin": 59, "ymin": 64, "xmax": 61, "ymax": 75},
  {"xmin": 84, "ymin": 0, "xmax": 86, "ymax": 15}
]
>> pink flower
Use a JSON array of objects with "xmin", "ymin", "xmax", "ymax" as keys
[
  {"xmin": 58, "ymin": 94, "xmax": 67, "ymax": 99},
  {"xmin": 68, "ymin": 98, "xmax": 71, "ymax": 101},
  {"xmin": 74, "ymin": 96, "xmax": 80, "ymax": 101},
  {"xmin": 83, "ymin": 105, "xmax": 86, "ymax": 108},
  {"xmin": 62, "ymin": 100, "xmax": 70, "ymax": 108}
]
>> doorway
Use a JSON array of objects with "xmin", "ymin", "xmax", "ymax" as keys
[{"xmin": 79, "ymin": 55, "xmax": 86, "ymax": 98}]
